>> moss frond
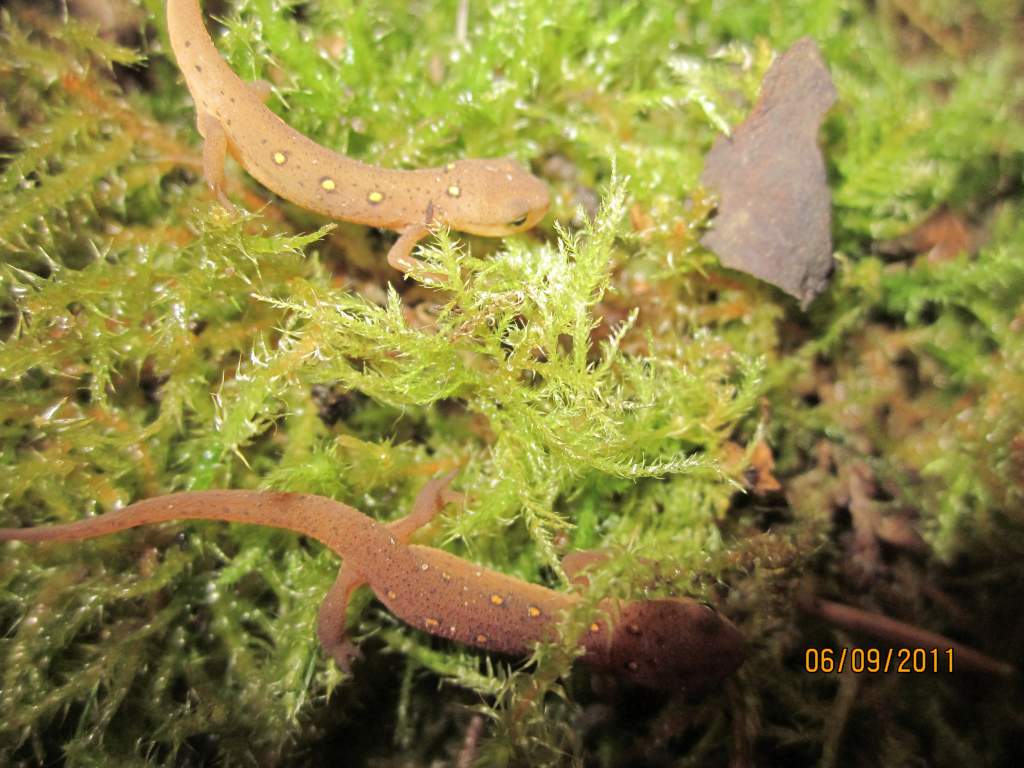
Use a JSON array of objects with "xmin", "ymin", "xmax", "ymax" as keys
[{"xmin": 2, "ymin": 0, "xmax": 1023, "ymax": 765}]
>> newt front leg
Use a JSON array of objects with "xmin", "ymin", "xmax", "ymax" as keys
[{"xmin": 387, "ymin": 224, "xmax": 433, "ymax": 274}]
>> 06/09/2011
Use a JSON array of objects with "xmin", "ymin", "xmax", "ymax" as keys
[{"xmin": 804, "ymin": 647, "xmax": 954, "ymax": 674}]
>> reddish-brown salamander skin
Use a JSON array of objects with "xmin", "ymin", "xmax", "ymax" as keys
[
  {"xmin": 167, "ymin": 0, "xmax": 550, "ymax": 273},
  {"xmin": 0, "ymin": 476, "xmax": 744, "ymax": 691}
]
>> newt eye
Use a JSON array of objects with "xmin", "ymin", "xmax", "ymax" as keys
[
  {"xmin": 699, "ymin": 600, "xmax": 718, "ymax": 614},
  {"xmin": 510, "ymin": 214, "xmax": 529, "ymax": 227}
]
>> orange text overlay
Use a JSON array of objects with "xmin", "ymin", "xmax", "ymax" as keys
[{"xmin": 804, "ymin": 647, "xmax": 955, "ymax": 674}]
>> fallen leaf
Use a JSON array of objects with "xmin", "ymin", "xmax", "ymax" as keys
[{"xmin": 701, "ymin": 38, "xmax": 837, "ymax": 308}]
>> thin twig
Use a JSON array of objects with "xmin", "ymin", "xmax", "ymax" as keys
[{"xmin": 803, "ymin": 597, "xmax": 1016, "ymax": 677}]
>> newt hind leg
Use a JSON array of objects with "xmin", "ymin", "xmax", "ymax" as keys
[
  {"xmin": 196, "ymin": 82, "xmax": 269, "ymax": 211},
  {"xmin": 316, "ymin": 563, "xmax": 367, "ymax": 673},
  {"xmin": 386, "ymin": 472, "xmax": 463, "ymax": 544},
  {"xmin": 561, "ymin": 550, "xmax": 610, "ymax": 588},
  {"xmin": 317, "ymin": 475, "xmax": 462, "ymax": 671}
]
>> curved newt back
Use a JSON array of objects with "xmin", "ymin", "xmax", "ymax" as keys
[{"xmin": 375, "ymin": 545, "xmax": 574, "ymax": 656}]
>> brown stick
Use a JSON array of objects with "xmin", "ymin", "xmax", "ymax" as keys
[{"xmin": 802, "ymin": 597, "xmax": 1016, "ymax": 677}]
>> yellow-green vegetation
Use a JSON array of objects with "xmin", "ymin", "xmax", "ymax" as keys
[{"xmin": 1, "ymin": 0, "xmax": 1022, "ymax": 766}]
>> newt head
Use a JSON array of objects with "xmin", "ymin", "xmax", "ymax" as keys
[
  {"xmin": 436, "ymin": 158, "xmax": 549, "ymax": 237},
  {"xmin": 585, "ymin": 597, "xmax": 746, "ymax": 693}
]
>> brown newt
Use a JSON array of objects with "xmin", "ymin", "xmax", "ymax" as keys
[
  {"xmin": 166, "ymin": 0, "xmax": 550, "ymax": 273},
  {"xmin": 0, "ymin": 475, "xmax": 745, "ymax": 692}
]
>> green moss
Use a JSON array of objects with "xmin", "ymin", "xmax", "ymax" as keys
[{"xmin": 2, "ymin": 0, "xmax": 1023, "ymax": 765}]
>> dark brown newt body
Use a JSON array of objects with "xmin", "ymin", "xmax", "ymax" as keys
[{"xmin": 0, "ymin": 477, "xmax": 744, "ymax": 691}]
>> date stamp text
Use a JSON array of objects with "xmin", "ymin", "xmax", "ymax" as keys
[{"xmin": 804, "ymin": 647, "xmax": 955, "ymax": 674}]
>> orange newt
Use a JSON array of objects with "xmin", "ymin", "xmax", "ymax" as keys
[
  {"xmin": 0, "ymin": 475, "xmax": 745, "ymax": 692},
  {"xmin": 166, "ymin": 0, "xmax": 550, "ymax": 273}
]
